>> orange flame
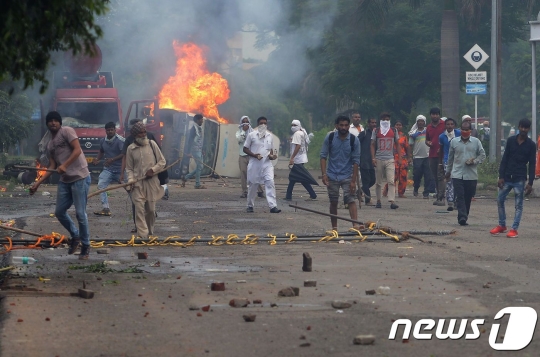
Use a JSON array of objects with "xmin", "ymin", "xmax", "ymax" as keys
[
  {"xmin": 158, "ymin": 42, "xmax": 230, "ymax": 123},
  {"xmin": 35, "ymin": 160, "xmax": 45, "ymax": 182}
]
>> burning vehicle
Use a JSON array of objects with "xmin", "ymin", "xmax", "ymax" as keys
[{"xmin": 4, "ymin": 41, "xmax": 279, "ymax": 184}]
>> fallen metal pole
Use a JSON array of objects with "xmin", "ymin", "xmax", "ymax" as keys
[{"xmin": 289, "ymin": 204, "xmax": 365, "ymax": 226}]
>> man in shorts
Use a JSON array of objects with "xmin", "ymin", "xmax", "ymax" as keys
[{"xmin": 320, "ymin": 115, "xmax": 361, "ymax": 231}]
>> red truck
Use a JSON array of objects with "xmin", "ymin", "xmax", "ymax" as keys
[{"xmin": 41, "ymin": 45, "xmax": 124, "ymax": 176}]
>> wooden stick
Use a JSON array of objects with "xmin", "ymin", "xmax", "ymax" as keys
[
  {"xmin": 89, "ymin": 133, "xmax": 188, "ymax": 199},
  {"xmin": 87, "ymin": 156, "xmax": 182, "ymax": 199},
  {"xmin": 0, "ymin": 225, "xmax": 43, "ymax": 237},
  {"xmin": 289, "ymin": 204, "xmax": 365, "ymax": 226},
  {"xmin": 194, "ymin": 157, "xmax": 229, "ymax": 186},
  {"xmin": 13, "ymin": 165, "xmax": 56, "ymax": 173}
]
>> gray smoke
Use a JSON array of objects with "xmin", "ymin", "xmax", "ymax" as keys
[{"xmin": 43, "ymin": 0, "xmax": 338, "ymax": 116}]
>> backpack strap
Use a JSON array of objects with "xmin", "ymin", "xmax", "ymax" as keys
[
  {"xmin": 328, "ymin": 131, "xmax": 335, "ymax": 153},
  {"xmin": 328, "ymin": 131, "xmax": 355, "ymax": 153}
]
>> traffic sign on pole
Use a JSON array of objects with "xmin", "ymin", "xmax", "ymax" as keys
[
  {"xmin": 466, "ymin": 71, "xmax": 487, "ymax": 82},
  {"xmin": 464, "ymin": 44, "xmax": 489, "ymax": 70},
  {"xmin": 466, "ymin": 84, "xmax": 487, "ymax": 95}
]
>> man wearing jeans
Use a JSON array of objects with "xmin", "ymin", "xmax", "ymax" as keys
[
  {"xmin": 490, "ymin": 118, "xmax": 536, "ymax": 238},
  {"xmin": 438, "ymin": 118, "xmax": 460, "ymax": 211},
  {"xmin": 30, "ymin": 111, "xmax": 91, "ymax": 260},
  {"xmin": 184, "ymin": 114, "xmax": 206, "ymax": 189},
  {"xmin": 320, "ymin": 115, "xmax": 361, "ymax": 230},
  {"xmin": 445, "ymin": 121, "xmax": 486, "ymax": 226},
  {"xmin": 93, "ymin": 122, "xmax": 124, "ymax": 216}
]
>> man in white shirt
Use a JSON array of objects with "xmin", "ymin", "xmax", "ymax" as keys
[
  {"xmin": 349, "ymin": 111, "xmax": 364, "ymax": 136},
  {"xmin": 285, "ymin": 119, "xmax": 317, "ymax": 200},
  {"xmin": 243, "ymin": 116, "xmax": 281, "ymax": 213},
  {"xmin": 236, "ymin": 115, "xmax": 263, "ymax": 198}
]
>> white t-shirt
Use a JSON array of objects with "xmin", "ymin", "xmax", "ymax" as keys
[
  {"xmin": 291, "ymin": 130, "xmax": 308, "ymax": 164},
  {"xmin": 349, "ymin": 123, "xmax": 364, "ymax": 137}
]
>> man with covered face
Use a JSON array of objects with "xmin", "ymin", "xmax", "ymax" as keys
[
  {"xmin": 286, "ymin": 119, "xmax": 317, "ymax": 201},
  {"xmin": 243, "ymin": 116, "xmax": 281, "ymax": 213},
  {"xmin": 125, "ymin": 121, "xmax": 166, "ymax": 238},
  {"xmin": 236, "ymin": 115, "xmax": 263, "ymax": 198},
  {"xmin": 371, "ymin": 112, "xmax": 400, "ymax": 209}
]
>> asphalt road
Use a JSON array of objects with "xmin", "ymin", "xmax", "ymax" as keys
[{"xmin": 0, "ymin": 166, "xmax": 539, "ymax": 357}]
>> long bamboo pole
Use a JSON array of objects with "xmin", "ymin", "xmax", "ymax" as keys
[
  {"xmin": 289, "ymin": 204, "xmax": 365, "ymax": 226},
  {"xmin": 0, "ymin": 225, "xmax": 43, "ymax": 237}
]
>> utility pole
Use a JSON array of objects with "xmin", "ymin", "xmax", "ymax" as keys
[
  {"xmin": 496, "ymin": 0, "xmax": 502, "ymax": 160},
  {"xmin": 489, "ymin": 0, "xmax": 498, "ymax": 161}
]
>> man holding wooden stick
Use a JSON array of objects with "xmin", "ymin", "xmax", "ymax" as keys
[
  {"xmin": 29, "ymin": 111, "xmax": 92, "ymax": 260},
  {"xmin": 125, "ymin": 121, "xmax": 166, "ymax": 239}
]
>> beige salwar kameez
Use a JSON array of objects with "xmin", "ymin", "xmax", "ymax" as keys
[{"xmin": 126, "ymin": 140, "xmax": 166, "ymax": 238}]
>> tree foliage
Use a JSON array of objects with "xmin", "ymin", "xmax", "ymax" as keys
[
  {"xmin": 0, "ymin": 90, "xmax": 34, "ymax": 150},
  {"xmin": 0, "ymin": 0, "xmax": 109, "ymax": 92}
]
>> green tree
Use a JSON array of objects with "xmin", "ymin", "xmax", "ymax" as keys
[
  {"xmin": 0, "ymin": 90, "xmax": 34, "ymax": 151},
  {"xmin": 0, "ymin": 0, "xmax": 109, "ymax": 92}
]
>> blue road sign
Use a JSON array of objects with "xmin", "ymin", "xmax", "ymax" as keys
[{"xmin": 466, "ymin": 83, "xmax": 487, "ymax": 95}]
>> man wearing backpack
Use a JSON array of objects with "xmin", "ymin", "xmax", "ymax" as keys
[
  {"xmin": 320, "ymin": 115, "xmax": 361, "ymax": 231},
  {"xmin": 371, "ymin": 112, "xmax": 401, "ymax": 209}
]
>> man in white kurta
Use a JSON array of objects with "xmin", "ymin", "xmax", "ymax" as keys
[
  {"xmin": 243, "ymin": 117, "xmax": 281, "ymax": 213},
  {"xmin": 126, "ymin": 122, "xmax": 166, "ymax": 238}
]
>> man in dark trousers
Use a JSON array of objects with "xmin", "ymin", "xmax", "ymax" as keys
[
  {"xmin": 425, "ymin": 107, "xmax": 446, "ymax": 206},
  {"xmin": 358, "ymin": 117, "xmax": 376, "ymax": 204},
  {"xmin": 445, "ymin": 120, "xmax": 486, "ymax": 226},
  {"xmin": 490, "ymin": 118, "xmax": 536, "ymax": 238}
]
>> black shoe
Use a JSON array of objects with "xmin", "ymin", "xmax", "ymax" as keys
[
  {"xmin": 375, "ymin": 201, "xmax": 382, "ymax": 208},
  {"xmin": 390, "ymin": 203, "xmax": 399, "ymax": 209},
  {"xmin": 413, "ymin": 190, "xmax": 418, "ymax": 197},
  {"xmin": 79, "ymin": 245, "xmax": 90, "ymax": 260},
  {"xmin": 246, "ymin": 207, "xmax": 254, "ymax": 213},
  {"xmin": 270, "ymin": 207, "xmax": 281, "ymax": 213},
  {"xmin": 423, "ymin": 195, "xmax": 429, "ymax": 199},
  {"xmin": 283, "ymin": 197, "xmax": 292, "ymax": 201},
  {"xmin": 257, "ymin": 192, "xmax": 265, "ymax": 198},
  {"xmin": 447, "ymin": 206, "xmax": 454, "ymax": 211},
  {"xmin": 68, "ymin": 238, "xmax": 81, "ymax": 255},
  {"xmin": 459, "ymin": 218, "xmax": 468, "ymax": 226}
]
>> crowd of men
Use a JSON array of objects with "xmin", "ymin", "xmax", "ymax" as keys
[{"xmin": 28, "ymin": 109, "xmax": 537, "ymax": 260}]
